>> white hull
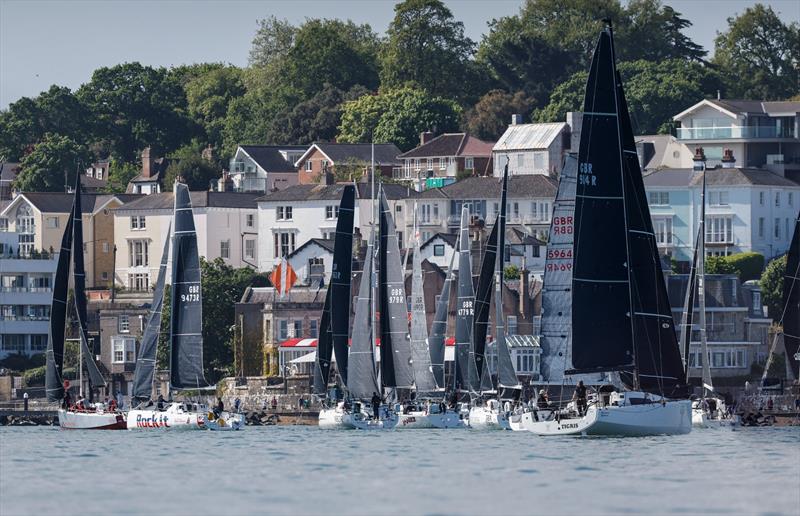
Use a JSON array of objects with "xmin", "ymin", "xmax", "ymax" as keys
[
  {"xmin": 318, "ymin": 406, "xmax": 349, "ymax": 429},
  {"xmin": 207, "ymin": 412, "xmax": 245, "ymax": 431},
  {"xmin": 396, "ymin": 410, "xmax": 464, "ymax": 429},
  {"xmin": 525, "ymin": 392, "xmax": 692, "ymax": 436},
  {"xmin": 691, "ymin": 399, "xmax": 730, "ymax": 428},
  {"xmin": 58, "ymin": 409, "xmax": 126, "ymax": 430},
  {"xmin": 343, "ymin": 408, "xmax": 397, "ymax": 430},
  {"xmin": 127, "ymin": 402, "xmax": 209, "ymax": 430},
  {"xmin": 468, "ymin": 406, "xmax": 510, "ymax": 430}
]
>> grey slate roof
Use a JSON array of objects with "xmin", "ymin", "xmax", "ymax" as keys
[
  {"xmin": 668, "ymin": 274, "xmax": 743, "ymax": 309},
  {"xmin": 313, "ymin": 143, "xmax": 402, "ymax": 165},
  {"xmin": 240, "ymin": 145, "xmax": 306, "ymax": 173},
  {"xmin": 355, "ymin": 182, "xmax": 416, "ymax": 201},
  {"xmin": 257, "ymin": 182, "xmax": 417, "ymax": 203},
  {"xmin": 289, "ymin": 238, "xmax": 335, "ymax": 258},
  {"xmin": 644, "ymin": 167, "xmax": 800, "ymax": 188},
  {"xmin": 0, "ymin": 162, "xmax": 20, "ymax": 183},
  {"xmin": 643, "ymin": 168, "xmax": 695, "ymax": 188},
  {"xmin": 708, "ymin": 99, "xmax": 800, "ymax": 116},
  {"xmin": 420, "ymin": 232, "xmax": 457, "ymax": 250},
  {"xmin": 119, "ymin": 191, "xmax": 261, "ymax": 211},
  {"xmin": 417, "ymin": 175, "xmax": 557, "ymax": 199},
  {"xmin": 17, "ymin": 192, "xmax": 141, "ymax": 214},
  {"xmin": 397, "ymin": 133, "xmax": 494, "ymax": 159}
]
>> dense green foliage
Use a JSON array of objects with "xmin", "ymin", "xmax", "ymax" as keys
[
  {"xmin": 725, "ymin": 252, "xmax": 765, "ymax": 283},
  {"xmin": 760, "ymin": 255, "xmax": 786, "ymax": 321},
  {"xmin": 162, "ymin": 155, "xmax": 222, "ymax": 192},
  {"xmin": 14, "ymin": 134, "xmax": 90, "ymax": 191},
  {"xmin": 705, "ymin": 255, "xmax": 736, "ymax": 275}
]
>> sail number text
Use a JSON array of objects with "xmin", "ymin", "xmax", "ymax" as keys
[
  {"xmin": 578, "ymin": 162, "xmax": 597, "ymax": 186},
  {"xmin": 458, "ymin": 300, "xmax": 474, "ymax": 316},
  {"xmin": 389, "ymin": 288, "xmax": 404, "ymax": 304},
  {"xmin": 552, "ymin": 216, "xmax": 573, "ymax": 235},
  {"xmin": 181, "ymin": 285, "xmax": 200, "ymax": 303}
]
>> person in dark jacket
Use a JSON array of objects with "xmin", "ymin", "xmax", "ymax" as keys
[
  {"xmin": 157, "ymin": 394, "xmax": 166, "ymax": 411},
  {"xmin": 215, "ymin": 397, "xmax": 224, "ymax": 417},
  {"xmin": 370, "ymin": 392, "xmax": 381, "ymax": 420},
  {"xmin": 573, "ymin": 380, "xmax": 588, "ymax": 416}
]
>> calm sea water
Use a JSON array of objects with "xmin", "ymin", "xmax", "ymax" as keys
[{"xmin": 1, "ymin": 425, "xmax": 798, "ymax": 515}]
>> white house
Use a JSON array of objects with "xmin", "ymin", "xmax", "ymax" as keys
[
  {"xmin": 492, "ymin": 112, "xmax": 580, "ymax": 178},
  {"xmin": 226, "ymin": 145, "xmax": 306, "ymax": 193},
  {"xmin": 113, "ymin": 191, "xmax": 260, "ymax": 290},
  {"xmin": 286, "ymin": 238, "xmax": 335, "ymax": 287}
]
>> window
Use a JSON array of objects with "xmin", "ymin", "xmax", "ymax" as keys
[
  {"xmin": 325, "ymin": 205, "xmax": 339, "ymax": 219},
  {"xmin": 220, "ymin": 240, "xmax": 230, "ymax": 259},
  {"xmin": 46, "ymin": 217, "xmax": 59, "ymax": 228},
  {"xmin": 532, "ymin": 245, "xmax": 540, "ymax": 258},
  {"xmin": 1, "ymin": 334, "xmax": 25, "ymax": 352},
  {"xmin": 706, "ymin": 216, "xmax": 733, "ymax": 244},
  {"xmin": 246, "ymin": 214, "xmax": 254, "ymax": 227},
  {"xmin": 517, "ymin": 154, "xmax": 524, "ymax": 168},
  {"xmin": 112, "ymin": 337, "xmax": 136, "ymax": 363},
  {"xmin": 774, "ymin": 218, "xmax": 780, "ymax": 239},
  {"xmin": 507, "ymin": 316, "xmax": 518, "ymax": 336},
  {"xmin": 292, "ymin": 320, "xmax": 303, "ymax": 338},
  {"xmin": 274, "ymin": 231, "xmax": 296, "ymax": 258},
  {"xmin": 102, "ymin": 271, "xmax": 108, "ymax": 280},
  {"xmin": 492, "ymin": 202, "xmax": 500, "ymax": 219},
  {"xmin": 397, "ymin": 231, "xmax": 404, "ymax": 246},
  {"xmin": 775, "ymin": 192, "xmax": 780, "ymax": 207},
  {"xmin": 15, "ymin": 205, "xmax": 34, "ymax": 256},
  {"xmin": 427, "ymin": 158, "xmax": 433, "ymax": 170},
  {"xmin": 396, "ymin": 204, "xmax": 402, "ymax": 213},
  {"xmin": 119, "ymin": 315, "xmax": 130, "ymax": 333},
  {"xmin": 277, "ymin": 206, "xmax": 292, "ymax": 220},
  {"xmin": 433, "ymin": 203, "xmax": 439, "ymax": 221},
  {"xmin": 752, "ymin": 290, "xmax": 762, "ymax": 312},
  {"xmin": 648, "ymin": 192, "xmax": 670, "ymax": 205},
  {"xmin": 758, "ymin": 217, "xmax": 765, "ymax": 238},
  {"xmin": 759, "ymin": 191, "xmax": 765, "ymax": 206},
  {"xmin": 421, "ymin": 204, "xmax": 431, "ymax": 223},
  {"xmin": 465, "ymin": 157, "xmax": 474, "ymax": 170},
  {"xmin": 128, "ymin": 273, "xmax": 149, "ymax": 292},
  {"xmin": 130, "ymin": 216, "xmax": 146, "ymax": 230},
  {"xmin": 708, "ymin": 191, "xmax": 729, "ymax": 206},
  {"xmin": 245, "ymin": 239, "xmax": 256, "ymax": 260},
  {"xmin": 102, "ymin": 242, "xmax": 109, "ymax": 253},
  {"xmin": 789, "ymin": 192, "xmax": 794, "ymax": 206},
  {"xmin": 787, "ymin": 219, "xmax": 791, "ymax": 241},
  {"xmin": 309, "ymin": 320, "xmax": 319, "ymax": 338},
  {"xmin": 512, "ymin": 202, "xmax": 520, "ymax": 220},
  {"xmin": 128, "ymin": 240, "xmax": 149, "ymax": 267},
  {"xmin": 439, "ymin": 158, "xmax": 447, "ymax": 171},
  {"xmin": 433, "ymin": 244, "xmax": 445, "ymax": 257},
  {"xmin": 305, "ymin": 161, "xmax": 312, "ymax": 172},
  {"xmin": 653, "ymin": 217, "xmax": 673, "ymax": 245},
  {"xmin": 30, "ymin": 335, "xmax": 47, "ymax": 352},
  {"xmin": 532, "ymin": 151, "xmax": 546, "ymax": 172},
  {"xmin": 414, "ymin": 158, "xmax": 420, "ymax": 169},
  {"xmin": 278, "ymin": 319, "xmax": 289, "ymax": 341}
]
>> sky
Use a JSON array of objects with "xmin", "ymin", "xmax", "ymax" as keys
[{"xmin": 1, "ymin": 0, "xmax": 799, "ymax": 108}]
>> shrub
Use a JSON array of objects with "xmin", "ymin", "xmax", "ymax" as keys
[
  {"xmin": 504, "ymin": 265, "xmax": 520, "ymax": 281},
  {"xmin": 725, "ymin": 252, "xmax": 764, "ymax": 282}
]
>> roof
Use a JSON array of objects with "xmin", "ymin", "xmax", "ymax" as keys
[
  {"xmin": 493, "ymin": 123, "xmax": 567, "ymax": 151},
  {"xmin": 417, "ymin": 175, "xmax": 558, "ymax": 200},
  {"xmin": 668, "ymin": 274, "xmax": 744, "ymax": 309},
  {"xmin": 0, "ymin": 162, "xmax": 20, "ymax": 183},
  {"xmin": 256, "ymin": 183, "xmax": 352, "ymax": 203},
  {"xmin": 643, "ymin": 168, "xmax": 695, "ymax": 188},
  {"xmin": 80, "ymin": 174, "xmax": 107, "ymax": 189},
  {"xmin": 239, "ymin": 145, "xmax": 306, "ymax": 173},
  {"xmin": 397, "ymin": 133, "xmax": 494, "ymax": 159},
  {"xmin": 241, "ymin": 286, "xmax": 326, "ymax": 305},
  {"xmin": 289, "ymin": 238, "xmax": 335, "ymax": 258},
  {"xmin": 644, "ymin": 167, "xmax": 800, "ymax": 188},
  {"xmin": 636, "ymin": 134, "xmax": 672, "ymax": 170},
  {"xmin": 355, "ymin": 182, "xmax": 416, "ymax": 201},
  {"xmin": 295, "ymin": 143, "xmax": 402, "ymax": 167},
  {"xmin": 119, "ymin": 191, "xmax": 261, "ymax": 211},
  {"xmin": 8, "ymin": 192, "xmax": 128, "ymax": 214},
  {"xmin": 507, "ymin": 226, "xmax": 546, "ymax": 246},
  {"xmin": 420, "ymin": 232, "xmax": 457, "ymax": 250},
  {"xmin": 674, "ymin": 99, "xmax": 800, "ymax": 120}
]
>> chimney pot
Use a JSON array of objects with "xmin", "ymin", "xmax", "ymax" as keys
[
  {"xmin": 511, "ymin": 114, "xmax": 523, "ymax": 125},
  {"xmin": 420, "ymin": 131, "xmax": 434, "ymax": 146},
  {"xmin": 692, "ymin": 147, "xmax": 706, "ymax": 171},
  {"xmin": 721, "ymin": 148, "xmax": 736, "ymax": 168}
]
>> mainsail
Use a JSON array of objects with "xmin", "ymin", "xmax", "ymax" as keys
[
  {"xmin": 569, "ymin": 24, "xmax": 686, "ymax": 396},
  {"xmin": 494, "ymin": 163, "xmax": 520, "ymax": 390},
  {"xmin": 45, "ymin": 206, "xmax": 74, "ymax": 402},
  {"xmin": 378, "ymin": 190, "xmax": 414, "ymax": 388},
  {"xmin": 410, "ymin": 230, "xmax": 438, "ymax": 394},
  {"xmin": 454, "ymin": 207, "xmax": 477, "ymax": 392},
  {"xmin": 313, "ymin": 288, "xmax": 333, "ymax": 394},
  {"xmin": 539, "ymin": 154, "xmax": 577, "ymax": 383},
  {"xmin": 471, "ymin": 221, "xmax": 498, "ymax": 392},
  {"xmin": 348, "ymin": 242, "xmax": 381, "ymax": 399},
  {"xmin": 330, "ymin": 184, "xmax": 355, "ymax": 386},
  {"xmin": 132, "ymin": 223, "xmax": 171, "ymax": 403},
  {"xmin": 72, "ymin": 179, "xmax": 106, "ymax": 390},
  {"xmin": 782, "ymin": 209, "xmax": 800, "ymax": 377},
  {"xmin": 429, "ymin": 238, "xmax": 457, "ymax": 390},
  {"xmin": 679, "ymin": 229, "xmax": 701, "ymax": 380},
  {"xmin": 169, "ymin": 183, "xmax": 211, "ymax": 390}
]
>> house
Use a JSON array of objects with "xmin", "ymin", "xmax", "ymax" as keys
[
  {"xmin": 113, "ymin": 191, "xmax": 260, "ymax": 290},
  {"xmin": 96, "ymin": 296, "xmax": 150, "ymax": 396},
  {"xmin": 1, "ymin": 192, "xmax": 140, "ymax": 288},
  {"xmin": 126, "ymin": 147, "xmax": 172, "ymax": 195},
  {"xmin": 294, "ymin": 143, "xmax": 402, "ymax": 184},
  {"xmin": 673, "ymin": 98, "xmax": 799, "ymax": 174},
  {"xmin": 224, "ymin": 145, "xmax": 306, "ymax": 193},
  {"xmin": 492, "ymin": 112, "xmax": 579, "ymax": 178},
  {"xmin": 0, "ymin": 229, "xmax": 57, "ymax": 359},
  {"xmin": 395, "ymin": 132, "xmax": 494, "ymax": 188},
  {"xmin": 636, "ymin": 134, "xmax": 694, "ymax": 172},
  {"xmin": 286, "ymin": 238, "xmax": 335, "ymax": 287},
  {"xmin": 355, "ymin": 181, "xmax": 414, "ymax": 246},
  {"xmin": 644, "ymin": 149, "xmax": 800, "ymax": 262},
  {"xmin": 667, "ymin": 274, "xmax": 772, "ymax": 381},
  {"xmin": 0, "ymin": 162, "xmax": 21, "ymax": 200}
]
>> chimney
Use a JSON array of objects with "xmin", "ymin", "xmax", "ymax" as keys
[
  {"xmin": 519, "ymin": 256, "xmax": 529, "ymax": 318},
  {"xmin": 420, "ymin": 131, "xmax": 434, "ymax": 146},
  {"xmin": 566, "ymin": 112, "xmax": 582, "ymax": 150},
  {"xmin": 692, "ymin": 147, "xmax": 706, "ymax": 171},
  {"xmin": 141, "ymin": 147, "xmax": 154, "ymax": 179},
  {"xmin": 717, "ymin": 90, "xmax": 721, "ymax": 100},
  {"xmin": 511, "ymin": 114, "xmax": 523, "ymax": 125},
  {"xmin": 721, "ymin": 148, "xmax": 736, "ymax": 168}
]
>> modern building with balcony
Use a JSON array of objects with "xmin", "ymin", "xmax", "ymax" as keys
[
  {"xmin": 673, "ymin": 99, "xmax": 799, "ymax": 174},
  {"xmin": 395, "ymin": 132, "xmax": 494, "ymax": 189},
  {"xmin": 0, "ymin": 231, "xmax": 56, "ymax": 359},
  {"xmin": 224, "ymin": 145, "xmax": 306, "ymax": 193}
]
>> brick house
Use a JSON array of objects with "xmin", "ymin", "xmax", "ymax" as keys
[
  {"xmin": 294, "ymin": 143, "xmax": 402, "ymax": 184},
  {"xmin": 396, "ymin": 132, "xmax": 495, "ymax": 188}
]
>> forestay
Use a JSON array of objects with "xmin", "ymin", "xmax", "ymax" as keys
[{"xmin": 348, "ymin": 242, "xmax": 380, "ymax": 399}]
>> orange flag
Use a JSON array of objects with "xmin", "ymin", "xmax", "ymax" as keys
[{"xmin": 271, "ymin": 257, "xmax": 297, "ymax": 298}]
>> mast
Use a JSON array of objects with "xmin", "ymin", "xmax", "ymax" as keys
[
  {"xmin": 330, "ymin": 184, "xmax": 356, "ymax": 387},
  {"xmin": 472, "ymin": 219, "xmax": 498, "ymax": 393},
  {"xmin": 370, "ymin": 142, "xmax": 378, "ymax": 390},
  {"xmin": 454, "ymin": 207, "xmax": 477, "ymax": 393},
  {"xmin": 697, "ymin": 160, "xmax": 713, "ymax": 394},
  {"xmin": 495, "ymin": 162, "xmax": 520, "ymax": 391}
]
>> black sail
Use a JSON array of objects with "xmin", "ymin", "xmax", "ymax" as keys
[
  {"xmin": 471, "ymin": 220, "xmax": 498, "ymax": 392},
  {"xmin": 454, "ymin": 207, "xmax": 477, "ymax": 392},
  {"xmin": 72, "ymin": 180, "xmax": 106, "ymax": 390},
  {"xmin": 429, "ymin": 242, "xmax": 456, "ymax": 390},
  {"xmin": 45, "ymin": 206, "xmax": 74, "ymax": 402},
  {"xmin": 783, "ymin": 209, "xmax": 800, "ymax": 376},
  {"xmin": 495, "ymin": 164, "xmax": 520, "ymax": 390},
  {"xmin": 570, "ymin": 25, "xmax": 685, "ymax": 395},
  {"xmin": 132, "ymin": 223, "xmax": 171, "ymax": 403},
  {"xmin": 170, "ymin": 183, "xmax": 211, "ymax": 390},
  {"xmin": 330, "ymin": 185, "xmax": 355, "ymax": 386},
  {"xmin": 313, "ymin": 288, "xmax": 333, "ymax": 395},
  {"xmin": 378, "ymin": 190, "xmax": 414, "ymax": 388}
]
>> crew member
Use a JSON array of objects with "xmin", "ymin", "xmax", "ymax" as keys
[
  {"xmin": 371, "ymin": 392, "xmax": 381, "ymax": 420},
  {"xmin": 573, "ymin": 380, "xmax": 588, "ymax": 416},
  {"xmin": 157, "ymin": 394, "xmax": 166, "ymax": 411}
]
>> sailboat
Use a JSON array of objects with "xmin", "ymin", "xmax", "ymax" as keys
[
  {"xmin": 396, "ymin": 205, "xmax": 463, "ymax": 429},
  {"xmin": 524, "ymin": 21, "xmax": 691, "ymax": 436},
  {"xmin": 127, "ymin": 182, "xmax": 243, "ymax": 431},
  {"xmin": 468, "ymin": 162, "xmax": 521, "ymax": 430},
  {"xmin": 48, "ymin": 175, "xmax": 121, "ymax": 429}
]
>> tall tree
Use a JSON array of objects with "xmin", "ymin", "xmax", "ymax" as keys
[
  {"xmin": 77, "ymin": 63, "xmax": 194, "ymax": 162},
  {"xmin": 13, "ymin": 134, "xmax": 90, "ymax": 192},
  {"xmin": 713, "ymin": 4, "xmax": 800, "ymax": 100},
  {"xmin": 463, "ymin": 90, "xmax": 533, "ymax": 141},
  {"xmin": 380, "ymin": 0, "xmax": 477, "ymax": 101},
  {"xmin": 760, "ymin": 255, "xmax": 786, "ymax": 321},
  {"xmin": 248, "ymin": 16, "xmax": 296, "ymax": 68},
  {"xmin": 620, "ymin": 0, "xmax": 706, "ymax": 62},
  {"xmin": 185, "ymin": 66, "xmax": 246, "ymax": 152},
  {"xmin": 103, "ymin": 159, "xmax": 140, "ymax": 194},
  {"xmin": 279, "ymin": 84, "xmax": 370, "ymax": 144},
  {"xmin": 337, "ymin": 87, "xmax": 461, "ymax": 151},
  {"xmin": 162, "ymin": 154, "xmax": 221, "ymax": 191}
]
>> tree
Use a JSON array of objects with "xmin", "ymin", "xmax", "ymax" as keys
[
  {"xmin": 13, "ymin": 134, "xmax": 90, "ymax": 192},
  {"xmin": 380, "ymin": 0, "xmax": 477, "ymax": 101},
  {"xmin": 535, "ymin": 59, "xmax": 722, "ymax": 134},
  {"xmin": 77, "ymin": 63, "xmax": 194, "ymax": 162},
  {"xmin": 249, "ymin": 16, "xmax": 296, "ymax": 68},
  {"xmin": 463, "ymin": 90, "xmax": 533, "ymax": 140},
  {"xmin": 713, "ymin": 4, "xmax": 800, "ymax": 100},
  {"xmin": 104, "ymin": 159, "xmax": 140, "ymax": 194},
  {"xmin": 705, "ymin": 255, "xmax": 736, "ymax": 275},
  {"xmin": 280, "ymin": 84, "xmax": 369, "ymax": 144},
  {"xmin": 338, "ymin": 87, "xmax": 462, "ymax": 151},
  {"xmin": 185, "ymin": 66, "xmax": 246, "ymax": 151},
  {"xmin": 621, "ymin": 0, "xmax": 706, "ymax": 62},
  {"xmin": 760, "ymin": 255, "xmax": 786, "ymax": 321},
  {"xmin": 162, "ymin": 155, "xmax": 221, "ymax": 191},
  {"xmin": 725, "ymin": 252, "xmax": 765, "ymax": 282}
]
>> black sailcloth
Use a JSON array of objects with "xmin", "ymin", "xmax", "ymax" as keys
[
  {"xmin": 495, "ymin": 164, "xmax": 520, "ymax": 390},
  {"xmin": 471, "ymin": 221, "xmax": 498, "ymax": 392},
  {"xmin": 783, "ymin": 210, "xmax": 800, "ymax": 376},
  {"xmin": 170, "ymin": 183, "xmax": 211, "ymax": 390},
  {"xmin": 330, "ymin": 185, "xmax": 355, "ymax": 386},
  {"xmin": 45, "ymin": 206, "xmax": 74, "ymax": 402},
  {"xmin": 313, "ymin": 288, "xmax": 333, "ymax": 395},
  {"xmin": 429, "ymin": 242, "xmax": 456, "ymax": 390},
  {"xmin": 132, "ymin": 223, "xmax": 171, "ymax": 403},
  {"xmin": 454, "ymin": 207, "xmax": 477, "ymax": 392}
]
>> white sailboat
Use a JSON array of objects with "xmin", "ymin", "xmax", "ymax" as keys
[
  {"xmin": 127, "ymin": 182, "xmax": 243, "ymax": 431},
  {"xmin": 523, "ymin": 22, "xmax": 691, "ymax": 436}
]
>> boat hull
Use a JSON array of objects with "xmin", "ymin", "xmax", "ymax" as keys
[
  {"xmin": 58, "ymin": 409, "xmax": 126, "ymax": 430},
  {"xmin": 127, "ymin": 406, "xmax": 207, "ymax": 430},
  {"xmin": 318, "ymin": 406, "xmax": 349, "ymax": 429},
  {"xmin": 468, "ymin": 406, "xmax": 510, "ymax": 430},
  {"xmin": 525, "ymin": 395, "xmax": 692, "ymax": 436},
  {"xmin": 207, "ymin": 412, "xmax": 245, "ymax": 431},
  {"xmin": 396, "ymin": 410, "xmax": 464, "ymax": 429}
]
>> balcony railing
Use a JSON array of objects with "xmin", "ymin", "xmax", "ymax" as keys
[
  {"xmin": 0, "ymin": 287, "xmax": 52, "ymax": 293},
  {"xmin": 677, "ymin": 126, "xmax": 796, "ymax": 140}
]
